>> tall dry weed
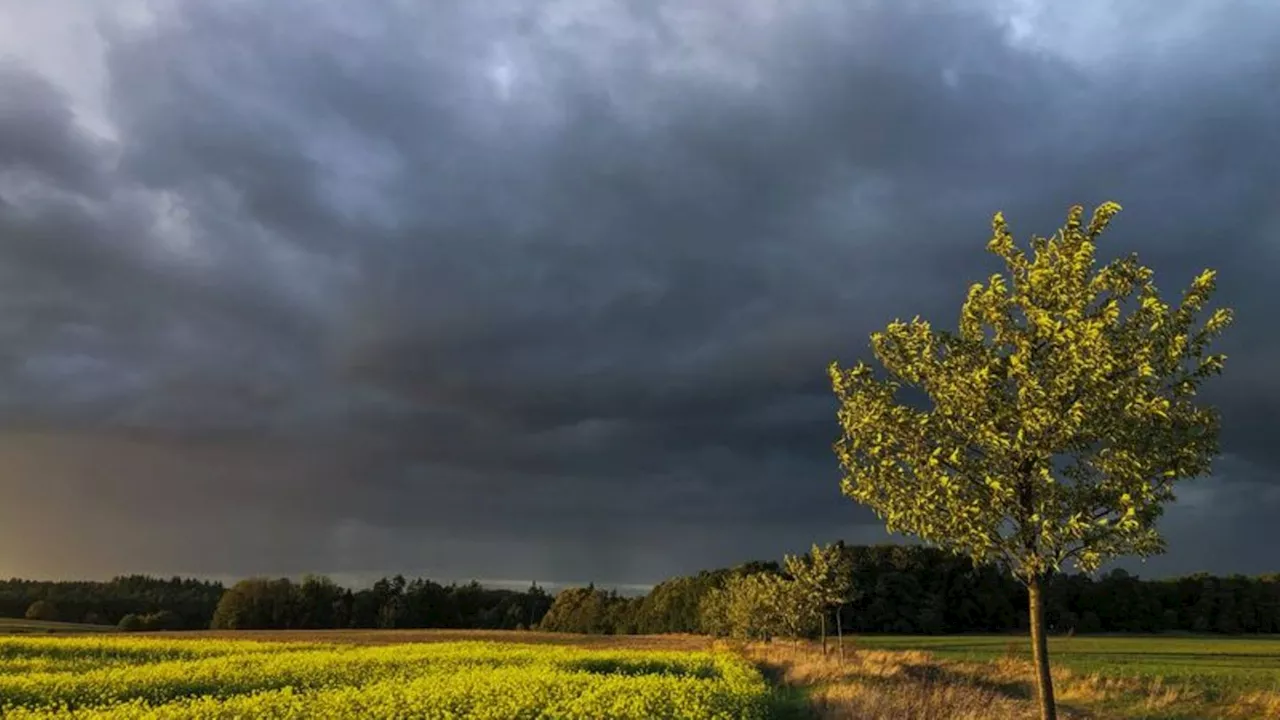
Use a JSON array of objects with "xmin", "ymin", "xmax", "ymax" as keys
[{"xmin": 741, "ymin": 640, "xmax": 1279, "ymax": 720}]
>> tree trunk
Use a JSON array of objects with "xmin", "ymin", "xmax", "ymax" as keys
[
  {"xmin": 820, "ymin": 611, "xmax": 827, "ymax": 656},
  {"xmin": 836, "ymin": 604, "xmax": 845, "ymax": 664},
  {"xmin": 1028, "ymin": 577, "xmax": 1057, "ymax": 720}
]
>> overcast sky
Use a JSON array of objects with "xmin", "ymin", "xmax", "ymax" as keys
[{"xmin": 0, "ymin": 0, "xmax": 1276, "ymax": 589}]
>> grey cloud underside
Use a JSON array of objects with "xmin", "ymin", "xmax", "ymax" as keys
[{"xmin": 0, "ymin": 0, "xmax": 1277, "ymax": 583}]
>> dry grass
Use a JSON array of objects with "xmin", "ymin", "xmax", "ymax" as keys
[
  {"xmin": 740, "ymin": 640, "xmax": 1280, "ymax": 720},
  {"xmin": 1228, "ymin": 690, "xmax": 1280, "ymax": 719},
  {"xmin": 742, "ymin": 642, "xmax": 1054, "ymax": 719}
]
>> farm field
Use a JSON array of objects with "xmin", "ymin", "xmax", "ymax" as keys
[
  {"xmin": 2, "ymin": 629, "xmax": 1279, "ymax": 718},
  {"xmin": 752, "ymin": 634, "xmax": 1280, "ymax": 719},
  {"xmin": 0, "ymin": 635, "xmax": 784, "ymax": 719},
  {"xmin": 854, "ymin": 634, "xmax": 1280, "ymax": 695},
  {"xmin": 0, "ymin": 618, "xmax": 117, "ymax": 635}
]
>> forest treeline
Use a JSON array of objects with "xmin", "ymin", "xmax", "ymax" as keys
[
  {"xmin": 541, "ymin": 545, "xmax": 1280, "ymax": 637},
  {"xmin": 4, "ymin": 545, "xmax": 1278, "ymax": 635},
  {"xmin": 208, "ymin": 575, "xmax": 555, "ymax": 631},
  {"xmin": 0, "ymin": 576, "xmax": 223, "ymax": 629},
  {"xmin": 0, "ymin": 575, "xmax": 554, "ymax": 632}
]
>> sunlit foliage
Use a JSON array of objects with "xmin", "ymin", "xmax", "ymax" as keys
[
  {"xmin": 829, "ymin": 201, "xmax": 1232, "ymax": 581},
  {"xmin": 829, "ymin": 201, "xmax": 1232, "ymax": 719}
]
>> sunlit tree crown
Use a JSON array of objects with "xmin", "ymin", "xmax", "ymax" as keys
[{"xmin": 829, "ymin": 202, "xmax": 1232, "ymax": 580}]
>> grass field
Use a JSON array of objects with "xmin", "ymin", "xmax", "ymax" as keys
[
  {"xmin": 751, "ymin": 634, "xmax": 1280, "ymax": 719},
  {"xmin": 855, "ymin": 634, "xmax": 1280, "ymax": 695},
  {"xmin": 0, "ymin": 635, "xmax": 785, "ymax": 719}
]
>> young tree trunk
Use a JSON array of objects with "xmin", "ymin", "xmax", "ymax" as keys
[
  {"xmin": 1028, "ymin": 577, "xmax": 1057, "ymax": 720},
  {"xmin": 836, "ymin": 604, "xmax": 845, "ymax": 664},
  {"xmin": 820, "ymin": 611, "xmax": 827, "ymax": 656}
]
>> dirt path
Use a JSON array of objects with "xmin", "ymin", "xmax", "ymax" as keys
[{"xmin": 145, "ymin": 628, "xmax": 718, "ymax": 650}]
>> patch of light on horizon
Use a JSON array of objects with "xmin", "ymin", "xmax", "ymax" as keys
[{"xmin": 319, "ymin": 572, "xmax": 653, "ymax": 594}]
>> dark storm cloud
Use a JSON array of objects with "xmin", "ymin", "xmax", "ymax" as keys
[{"xmin": 0, "ymin": 0, "xmax": 1276, "ymax": 584}]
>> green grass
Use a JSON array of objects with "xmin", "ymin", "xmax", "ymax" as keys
[
  {"xmin": 854, "ymin": 634, "xmax": 1280, "ymax": 696},
  {"xmin": 0, "ymin": 618, "xmax": 117, "ymax": 635}
]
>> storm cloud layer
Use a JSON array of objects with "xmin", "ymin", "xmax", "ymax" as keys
[{"xmin": 0, "ymin": 0, "xmax": 1277, "ymax": 587}]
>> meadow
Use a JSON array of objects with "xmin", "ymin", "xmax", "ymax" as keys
[
  {"xmin": 752, "ymin": 634, "xmax": 1280, "ymax": 719},
  {"xmin": 0, "ymin": 635, "xmax": 780, "ymax": 719},
  {"xmin": 856, "ymin": 634, "xmax": 1280, "ymax": 696}
]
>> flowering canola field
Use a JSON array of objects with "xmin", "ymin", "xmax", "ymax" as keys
[{"xmin": 0, "ymin": 636, "xmax": 773, "ymax": 719}]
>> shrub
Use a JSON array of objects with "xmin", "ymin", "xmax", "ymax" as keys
[
  {"xmin": 24, "ymin": 600, "xmax": 60, "ymax": 622},
  {"xmin": 117, "ymin": 613, "xmax": 144, "ymax": 632},
  {"xmin": 141, "ymin": 610, "xmax": 183, "ymax": 631}
]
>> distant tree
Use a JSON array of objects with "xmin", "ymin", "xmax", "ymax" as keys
[
  {"xmin": 141, "ymin": 610, "xmax": 183, "ymax": 631},
  {"xmin": 210, "ymin": 578, "xmax": 297, "ymax": 630},
  {"xmin": 720, "ymin": 575, "xmax": 768, "ymax": 641},
  {"xmin": 866, "ymin": 571, "xmax": 923, "ymax": 633},
  {"xmin": 538, "ymin": 585, "xmax": 632, "ymax": 635},
  {"xmin": 637, "ymin": 576, "xmax": 704, "ymax": 634},
  {"xmin": 607, "ymin": 595, "xmax": 643, "ymax": 635},
  {"xmin": 698, "ymin": 585, "xmax": 731, "ymax": 637},
  {"xmin": 538, "ymin": 586, "xmax": 588, "ymax": 634},
  {"xmin": 763, "ymin": 574, "xmax": 818, "ymax": 644},
  {"xmin": 117, "ymin": 613, "xmax": 144, "ymax": 632},
  {"xmin": 784, "ymin": 542, "xmax": 854, "ymax": 657},
  {"xmin": 24, "ymin": 600, "xmax": 59, "ymax": 622},
  {"xmin": 915, "ymin": 594, "xmax": 949, "ymax": 635},
  {"xmin": 296, "ymin": 575, "xmax": 341, "ymax": 629},
  {"xmin": 829, "ymin": 202, "xmax": 1233, "ymax": 720},
  {"xmin": 372, "ymin": 575, "xmax": 407, "ymax": 629},
  {"xmin": 700, "ymin": 572, "xmax": 798, "ymax": 642},
  {"xmin": 522, "ymin": 583, "xmax": 554, "ymax": 629},
  {"xmin": 349, "ymin": 589, "xmax": 380, "ymax": 628},
  {"xmin": 1078, "ymin": 611, "xmax": 1102, "ymax": 634}
]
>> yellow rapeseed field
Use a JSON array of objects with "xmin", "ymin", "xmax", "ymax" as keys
[{"xmin": 0, "ymin": 636, "xmax": 773, "ymax": 719}]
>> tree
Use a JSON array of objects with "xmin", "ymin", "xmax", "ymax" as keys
[
  {"xmin": 637, "ymin": 576, "xmax": 707, "ymax": 634},
  {"xmin": 296, "ymin": 575, "xmax": 341, "ymax": 629},
  {"xmin": 210, "ymin": 578, "xmax": 298, "ymax": 630},
  {"xmin": 117, "ymin": 613, "xmax": 144, "ymax": 632},
  {"xmin": 24, "ymin": 600, "xmax": 59, "ymax": 622},
  {"xmin": 700, "ymin": 572, "xmax": 792, "ymax": 642},
  {"xmin": 761, "ymin": 573, "xmax": 817, "ymax": 644},
  {"xmin": 828, "ymin": 201, "xmax": 1233, "ymax": 720},
  {"xmin": 784, "ymin": 542, "xmax": 854, "ymax": 657},
  {"xmin": 141, "ymin": 609, "xmax": 183, "ymax": 631},
  {"xmin": 698, "ymin": 584, "xmax": 732, "ymax": 637},
  {"xmin": 537, "ymin": 585, "xmax": 634, "ymax": 635}
]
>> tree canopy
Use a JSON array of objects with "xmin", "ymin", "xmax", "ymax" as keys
[
  {"xmin": 829, "ymin": 201, "xmax": 1232, "ymax": 581},
  {"xmin": 828, "ymin": 201, "xmax": 1232, "ymax": 719}
]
